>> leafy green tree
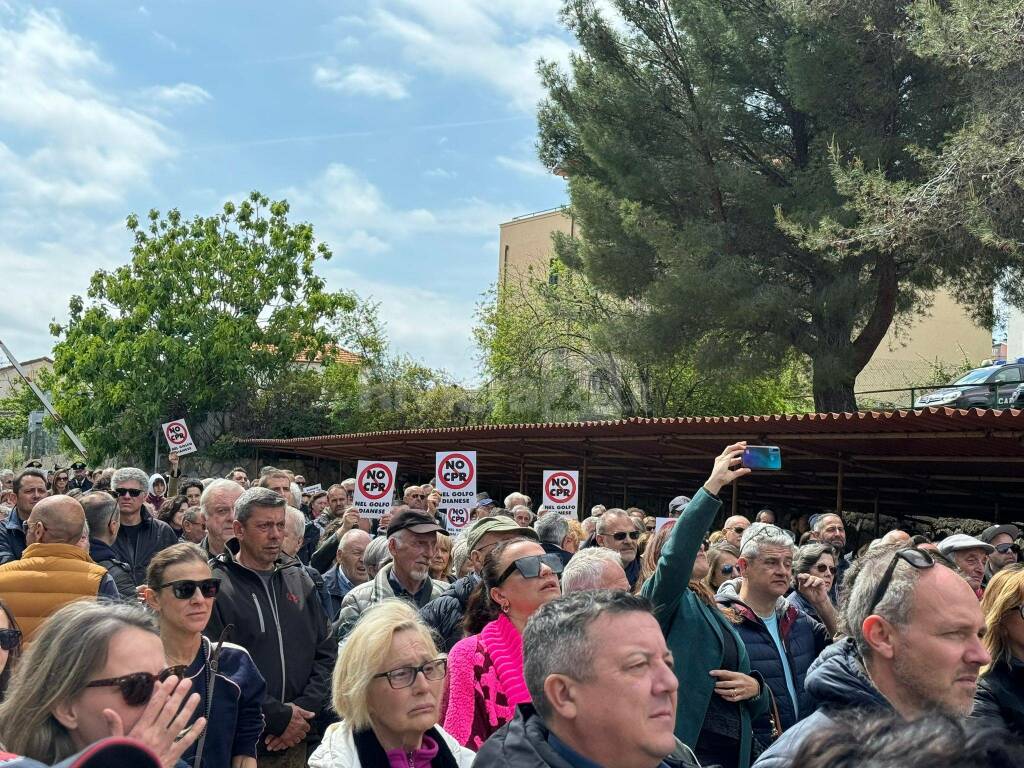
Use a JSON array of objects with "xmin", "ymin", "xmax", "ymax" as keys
[
  {"xmin": 49, "ymin": 193, "xmax": 366, "ymax": 462},
  {"xmin": 537, "ymin": 0, "xmax": 1009, "ymax": 412},
  {"xmin": 476, "ymin": 263, "xmax": 804, "ymax": 422}
]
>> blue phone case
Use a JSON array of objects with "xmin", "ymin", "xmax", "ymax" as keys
[{"xmin": 742, "ymin": 446, "xmax": 782, "ymax": 470}]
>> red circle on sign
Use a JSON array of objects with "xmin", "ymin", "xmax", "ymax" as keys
[
  {"xmin": 166, "ymin": 423, "xmax": 187, "ymax": 446},
  {"xmin": 544, "ymin": 472, "xmax": 577, "ymax": 506},
  {"xmin": 446, "ymin": 507, "xmax": 469, "ymax": 528},
  {"xmin": 357, "ymin": 463, "xmax": 394, "ymax": 501},
  {"xmin": 436, "ymin": 453, "xmax": 475, "ymax": 491}
]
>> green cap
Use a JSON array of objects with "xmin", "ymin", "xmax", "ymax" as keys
[{"xmin": 465, "ymin": 514, "xmax": 538, "ymax": 553}]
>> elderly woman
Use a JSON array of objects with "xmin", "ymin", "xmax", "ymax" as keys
[
  {"xmin": 441, "ymin": 537, "xmax": 563, "ymax": 748},
  {"xmin": 786, "ymin": 543, "xmax": 837, "ymax": 623},
  {"xmin": 430, "ymin": 531, "xmax": 455, "ymax": 583},
  {"xmin": 510, "ymin": 505, "xmax": 533, "ymax": 529},
  {"xmin": 0, "ymin": 600, "xmax": 203, "ymax": 765},
  {"xmin": 144, "ymin": 543, "xmax": 266, "ymax": 768},
  {"xmin": 973, "ymin": 565, "xmax": 1024, "ymax": 738},
  {"xmin": 704, "ymin": 543, "xmax": 742, "ymax": 592},
  {"xmin": 310, "ymin": 600, "xmax": 474, "ymax": 768}
]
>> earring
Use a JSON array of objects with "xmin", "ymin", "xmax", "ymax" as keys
[{"xmin": 501, "ymin": 602, "xmax": 510, "ymax": 614}]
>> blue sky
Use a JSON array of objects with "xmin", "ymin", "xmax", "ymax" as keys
[{"xmin": 0, "ymin": 1, "xmax": 577, "ymax": 381}]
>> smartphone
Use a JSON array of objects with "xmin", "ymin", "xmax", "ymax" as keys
[{"xmin": 742, "ymin": 445, "xmax": 782, "ymax": 471}]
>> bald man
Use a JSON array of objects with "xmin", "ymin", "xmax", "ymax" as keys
[
  {"xmin": 723, "ymin": 514, "xmax": 751, "ymax": 548},
  {"xmin": 0, "ymin": 495, "xmax": 118, "ymax": 639}
]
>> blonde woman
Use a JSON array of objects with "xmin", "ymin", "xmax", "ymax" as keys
[
  {"xmin": 973, "ymin": 564, "xmax": 1024, "ymax": 739},
  {"xmin": 310, "ymin": 600, "xmax": 474, "ymax": 768},
  {"xmin": 430, "ymin": 532, "xmax": 455, "ymax": 583}
]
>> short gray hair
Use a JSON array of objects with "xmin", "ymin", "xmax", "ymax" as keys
[
  {"xmin": 535, "ymin": 513, "xmax": 569, "ymax": 546},
  {"xmin": 451, "ymin": 535, "xmax": 470, "ymax": 576},
  {"xmin": 182, "ymin": 506, "xmax": 203, "ymax": 525},
  {"xmin": 285, "ymin": 505, "xmax": 306, "ymax": 539},
  {"xmin": 111, "ymin": 466, "xmax": 148, "ymax": 490},
  {"xmin": 595, "ymin": 509, "xmax": 630, "ymax": 535},
  {"xmin": 740, "ymin": 522, "xmax": 796, "ymax": 560},
  {"xmin": 363, "ymin": 535, "xmax": 392, "ymax": 571},
  {"xmin": 511, "ymin": 504, "xmax": 534, "ymax": 523},
  {"xmin": 234, "ymin": 486, "xmax": 286, "ymax": 524},
  {"xmin": 200, "ymin": 478, "xmax": 243, "ymax": 517},
  {"xmin": 524, "ymin": 590, "xmax": 653, "ymax": 720},
  {"xmin": 561, "ymin": 548, "xmax": 623, "ymax": 593},
  {"xmin": 841, "ymin": 545, "xmax": 925, "ymax": 660},
  {"xmin": 504, "ymin": 492, "xmax": 531, "ymax": 509},
  {"xmin": 80, "ymin": 491, "xmax": 118, "ymax": 533}
]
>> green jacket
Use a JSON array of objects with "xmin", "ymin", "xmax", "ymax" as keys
[{"xmin": 641, "ymin": 487, "xmax": 769, "ymax": 768}]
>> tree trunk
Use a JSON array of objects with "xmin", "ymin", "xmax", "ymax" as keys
[{"xmin": 812, "ymin": 365, "xmax": 858, "ymax": 413}]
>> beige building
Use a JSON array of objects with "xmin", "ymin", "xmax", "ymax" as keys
[
  {"xmin": 499, "ymin": 209, "xmax": 992, "ymax": 409},
  {"xmin": 0, "ymin": 356, "xmax": 52, "ymax": 399}
]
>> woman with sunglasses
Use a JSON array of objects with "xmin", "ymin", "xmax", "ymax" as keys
[
  {"xmin": 0, "ymin": 600, "xmax": 203, "ymax": 766},
  {"xmin": 704, "ymin": 544, "xmax": 742, "ymax": 593},
  {"xmin": 144, "ymin": 543, "xmax": 266, "ymax": 768},
  {"xmin": 973, "ymin": 564, "xmax": 1024, "ymax": 739},
  {"xmin": 641, "ymin": 443, "xmax": 768, "ymax": 768},
  {"xmin": 0, "ymin": 598, "xmax": 22, "ymax": 700},
  {"xmin": 50, "ymin": 471, "xmax": 70, "ymax": 496},
  {"xmin": 310, "ymin": 600, "xmax": 474, "ymax": 768},
  {"xmin": 441, "ymin": 537, "xmax": 563, "ymax": 748},
  {"xmin": 786, "ymin": 544, "xmax": 837, "ymax": 624}
]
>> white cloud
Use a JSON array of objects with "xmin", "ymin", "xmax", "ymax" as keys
[
  {"xmin": 313, "ymin": 62, "xmax": 409, "ymax": 100},
  {"xmin": 496, "ymin": 154, "xmax": 549, "ymax": 178},
  {"xmin": 143, "ymin": 82, "xmax": 211, "ymax": 107},
  {"xmin": 424, "ymin": 167, "xmax": 456, "ymax": 179}
]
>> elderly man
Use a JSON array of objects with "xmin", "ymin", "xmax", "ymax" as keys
[
  {"xmin": 281, "ymin": 505, "xmax": 332, "ymax": 619},
  {"xmin": 0, "ymin": 495, "xmax": 117, "ymax": 639},
  {"xmin": 110, "ymin": 467, "xmax": 178, "ymax": 585},
  {"xmin": 0, "ymin": 467, "xmax": 48, "ymax": 564},
  {"xmin": 199, "ymin": 478, "xmax": 244, "ymax": 558},
  {"xmin": 753, "ymin": 545, "xmax": 991, "ymax": 767},
  {"xmin": 980, "ymin": 524, "xmax": 1020, "ymax": 587},
  {"xmin": 937, "ymin": 534, "xmax": 993, "ymax": 596},
  {"xmin": 82, "ymin": 490, "xmax": 135, "ymax": 599},
  {"xmin": 180, "ymin": 506, "xmax": 206, "ymax": 544},
  {"xmin": 505, "ymin": 491, "xmax": 531, "ymax": 510},
  {"xmin": 722, "ymin": 514, "xmax": 751, "ymax": 548},
  {"xmin": 511, "ymin": 504, "xmax": 535, "ymax": 530},
  {"xmin": 403, "ymin": 484, "xmax": 428, "ymax": 511},
  {"xmin": 334, "ymin": 509, "xmax": 450, "ymax": 640},
  {"xmin": 323, "ymin": 528, "xmax": 371, "ymax": 621},
  {"xmin": 207, "ymin": 487, "xmax": 335, "ymax": 766},
  {"xmin": 476, "ymin": 590, "xmax": 699, "ymax": 768},
  {"xmin": 596, "ymin": 508, "xmax": 642, "ymax": 589},
  {"xmin": 561, "ymin": 547, "xmax": 629, "ymax": 592},
  {"xmin": 535, "ymin": 514, "xmax": 575, "ymax": 567}
]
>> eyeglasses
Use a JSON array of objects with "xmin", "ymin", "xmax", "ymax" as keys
[
  {"xmin": 160, "ymin": 578, "xmax": 221, "ymax": 599},
  {"xmin": 868, "ymin": 547, "xmax": 935, "ymax": 615},
  {"xmin": 721, "ymin": 564, "xmax": 736, "ymax": 575},
  {"xmin": 496, "ymin": 553, "xmax": 565, "ymax": 585},
  {"xmin": 608, "ymin": 530, "xmax": 641, "ymax": 542},
  {"xmin": 0, "ymin": 628, "xmax": 21, "ymax": 652},
  {"xmin": 995, "ymin": 543, "xmax": 1021, "ymax": 555},
  {"xmin": 812, "ymin": 563, "xmax": 838, "ymax": 575},
  {"xmin": 115, "ymin": 487, "xmax": 143, "ymax": 498},
  {"xmin": 374, "ymin": 657, "xmax": 448, "ymax": 689},
  {"xmin": 85, "ymin": 665, "xmax": 187, "ymax": 706}
]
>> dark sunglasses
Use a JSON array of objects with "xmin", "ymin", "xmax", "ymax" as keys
[
  {"xmin": 115, "ymin": 487, "xmax": 143, "ymax": 498},
  {"xmin": 646, "ymin": 525, "xmax": 656, "ymax": 532},
  {"xmin": 0, "ymin": 628, "xmax": 21, "ymax": 652},
  {"xmin": 995, "ymin": 543, "xmax": 1021, "ymax": 555},
  {"xmin": 85, "ymin": 665, "xmax": 187, "ymax": 706},
  {"xmin": 721, "ymin": 564, "xmax": 736, "ymax": 575},
  {"xmin": 497, "ymin": 553, "xmax": 565, "ymax": 585},
  {"xmin": 374, "ymin": 657, "xmax": 448, "ymax": 689},
  {"xmin": 160, "ymin": 578, "xmax": 220, "ymax": 599},
  {"xmin": 812, "ymin": 563, "xmax": 838, "ymax": 575},
  {"xmin": 869, "ymin": 547, "xmax": 935, "ymax": 615},
  {"xmin": 609, "ymin": 530, "xmax": 641, "ymax": 542},
  {"xmin": 730, "ymin": 526, "xmax": 748, "ymax": 535}
]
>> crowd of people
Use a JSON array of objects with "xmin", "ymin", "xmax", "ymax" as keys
[{"xmin": 0, "ymin": 441, "xmax": 1023, "ymax": 768}]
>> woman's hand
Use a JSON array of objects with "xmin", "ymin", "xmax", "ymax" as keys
[
  {"xmin": 710, "ymin": 669, "xmax": 760, "ymax": 702},
  {"xmin": 703, "ymin": 442, "xmax": 752, "ymax": 497}
]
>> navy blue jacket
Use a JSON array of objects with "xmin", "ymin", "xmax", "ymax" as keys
[
  {"xmin": 0, "ymin": 508, "xmax": 27, "ymax": 565},
  {"xmin": 323, "ymin": 564, "xmax": 358, "ymax": 622},
  {"xmin": 717, "ymin": 584, "xmax": 831, "ymax": 743},
  {"xmin": 753, "ymin": 637, "xmax": 891, "ymax": 768},
  {"xmin": 419, "ymin": 572, "xmax": 480, "ymax": 652}
]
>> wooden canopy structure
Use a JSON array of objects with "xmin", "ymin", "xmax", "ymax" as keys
[{"xmin": 240, "ymin": 407, "xmax": 1024, "ymax": 525}]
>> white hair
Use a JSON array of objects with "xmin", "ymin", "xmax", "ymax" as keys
[
  {"xmin": 284, "ymin": 505, "xmax": 306, "ymax": 539},
  {"xmin": 561, "ymin": 548, "xmax": 625, "ymax": 593},
  {"xmin": 504, "ymin": 492, "xmax": 531, "ymax": 509},
  {"xmin": 200, "ymin": 478, "xmax": 243, "ymax": 517}
]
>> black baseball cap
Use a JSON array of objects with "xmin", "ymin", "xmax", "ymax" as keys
[{"xmin": 387, "ymin": 509, "xmax": 448, "ymax": 537}]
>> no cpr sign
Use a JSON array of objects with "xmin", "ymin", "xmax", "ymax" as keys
[
  {"xmin": 436, "ymin": 451, "xmax": 477, "ymax": 533},
  {"xmin": 543, "ymin": 470, "xmax": 579, "ymax": 518},
  {"xmin": 354, "ymin": 460, "xmax": 398, "ymax": 519},
  {"xmin": 161, "ymin": 419, "xmax": 197, "ymax": 456}
]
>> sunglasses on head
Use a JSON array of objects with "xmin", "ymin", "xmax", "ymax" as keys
[
  {"xmin": 497, "ymin": 553, "xmax": 565, "ymax": 585},
  {"xmin": 85, "ymin": 665, "xmax": 187, "ymax": 706},
  {"xmin": 115, "ymin": 487, "xmax": 143, "ymax": 498},
  {"xmin": 0, "ymin": 628, "xmax": 21, "ymax": 652},
  {"xmin": 160, "ymin": 578, "xmax": 220, "ymax": 600},
  {"xmin": 996, "ymin": 543, "xmax": 1021, "ymax": 555},
  {"xmin": 609, "ymin": 530, "xmax": 641, "ymax": 542},
  {"xmin": 869, "ymin": 547, "xmax": 935, "ymax": 615}
]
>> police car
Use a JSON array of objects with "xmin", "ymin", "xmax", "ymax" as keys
[{"xmin": 914, "ymin": 359, "xmax": 1024, "ymax": 409}]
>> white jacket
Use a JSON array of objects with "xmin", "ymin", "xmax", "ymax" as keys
[{"xmin": 309, "ymin": 721, "xmax": 476, "ymax": 768}]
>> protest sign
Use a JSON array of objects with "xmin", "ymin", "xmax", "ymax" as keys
[
  {"xmin": 436, "ymin": 451, "xmax": 477, "ymax": 534},
  {"xmin": 302, "ymin": 483, "xmax": 322, "ymax": 495},
  {"xmin": 161, "ymin": 419, "xmax": 197, "ymax": 456},
  {"xmin": 353, "ymin": 460, "xmax": 398, "ymax": 519},
  {"xmin": 542, "ymin": 470, "xmax": 579, "ymax": 518}
]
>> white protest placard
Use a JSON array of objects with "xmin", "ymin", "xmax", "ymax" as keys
[
  {"xmin": 435, "ymin": 450, "xmax": 477, "ymax": 534},
  {"xmin": 542, "ymin": 470, "xmax": 579, "ymax": 518},
  {"xmin": 161, "ymin": 419, "xmax": 197, "ymax": 456},
  {"xmin": 353, "ymin": 460, "xmax": 398, "ymax": 519},
  {"xmin": 302, "ymin": 483, "xmax": 322, "ymax": 495}
]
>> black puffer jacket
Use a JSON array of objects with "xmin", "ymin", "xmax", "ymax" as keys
[
  {"xmin": 419, "ymin": 572, "xmax": 480, "ymax": 651},
  {"xmin": 972, "ymin": 657, "xmax": 1024, "ymax": 740},
  {"xmin": 111, "ymin": 507, "xmax": 178, "ymax": 586},
  {"xmin": 206, "ymin": 540, "xmax": 337, "ymax": 750},
  {"xmin": 474, "ymin": 704, "xmax": 700, "ymax": 768},
  {"xmin": 752, "ymin": 637, "xmax": 891, "ymax": 768}
]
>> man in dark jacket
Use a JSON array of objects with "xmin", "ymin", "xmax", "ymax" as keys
[
  {"xmin": 420, "ymin": 515, "xmax": 536, "ymax": 651},
  {"xmin": 82, "ymin": 491, "xmax": 135, "ymax": 599},
  {"xmin": 716, "ymin": 523, "xmax": 834, "ymax": 744},
  {"xmin": 753, "ymin": 544, "xmax": 990, "ymax": 767},
  {"xmin": 68, "ymin": 461, "xmax": 93, "ymax": 492},
  {"xmin": 110, "ymin": 467, "xmax": 178, "ymax": 585},
  {"xmin": 206, "ymin": 487, "xmax": 336, "ymax": 768},
  {"xmin": 476, "ymin": 590, "xmax": 699, "ymax": 768},
  {"xmin": 322, "ymin": 528, "xmax": 370, "ymax": 620},
  {"xmin": 534, "ymin": 514, "xmax": 574, "ymax": 568},
  {"xmin": 0, "ymin": 468, "xmax": 48, "ymax": 564},
  {"xmin": 595, "ymin": 509, "xmax": 642, "ymax": 589}
]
